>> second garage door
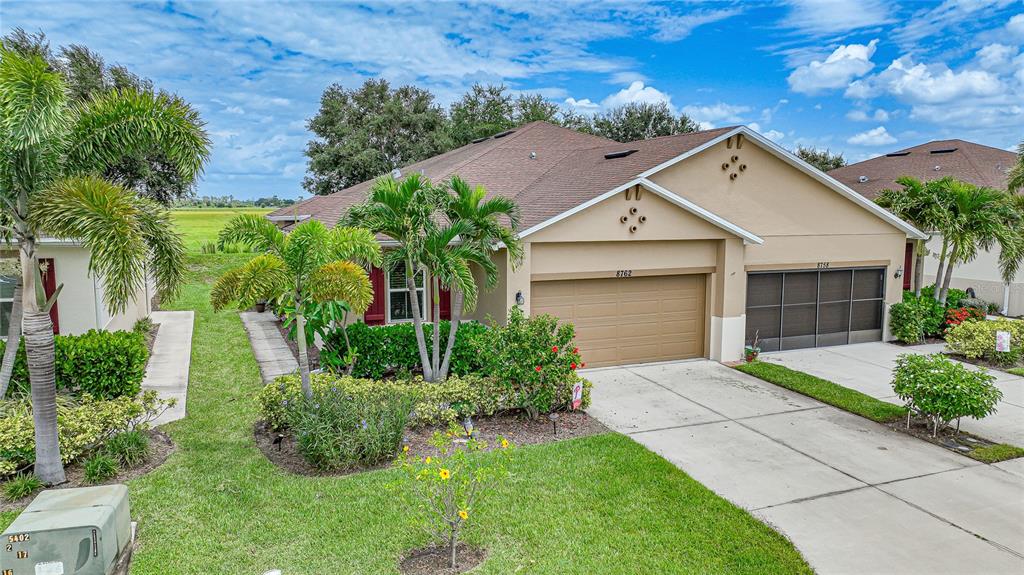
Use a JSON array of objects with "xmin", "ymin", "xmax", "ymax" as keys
[{"xmin": 531, "ymin": 274, "xmax": 705, "ymax": 367}]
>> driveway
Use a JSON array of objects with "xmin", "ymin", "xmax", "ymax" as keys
[
  {"xmin": 762, "ymin": 341, "xmax": 1024, "ymax": 446},
  {"xmin": 585, "ymin": 359, "xmax": 1024, "ymax": 575}
]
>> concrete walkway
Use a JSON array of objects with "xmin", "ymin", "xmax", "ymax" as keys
[
  {"xmin": 585, "ymin": 360, "xmax": 1024, "ymax": 575},
  {"xmin": 763, "ymin": 342, "xmax": 1024, "ymax": 445},
  {"xmin": 240, "ymin": 311, "xmax": 297, "ymax": 384},
  {"xmin": 141, "ymin": 311, "xmax": 194, "ymax": 426}
]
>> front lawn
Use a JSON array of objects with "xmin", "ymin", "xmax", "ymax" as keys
[
  {"xmin": 170, "ymin": 208, "xmax": 271, "ymax": 251},
  {"xmin": 736, "ymin": 361, "xmax": 907, "ymax": 423},
  {"xmin": 3, "ymin": 254, "xmax": 811, "ymax": 574}
]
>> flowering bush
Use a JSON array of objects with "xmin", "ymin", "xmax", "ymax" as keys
[
  {"xmin": 474, "ymin": 306, "xmax": 584, "ymax": 420},
  {"xmin": 945, "ymin": 318, "xmax": 1024, "ymax": 366},
  {"xmin": 944, "ymin": 307, "xmax": 986, "ymax": 333},
  {"xmin": 391, "ymin": 426, "xmax": 512, "ymax": 569},
  {"xmin": 891, "ymin": 353, "xmax": 1002, "ymax": 436},
  {"xmin": 0, "ymin": 391, "xmax": 172, "ymax": 477}
]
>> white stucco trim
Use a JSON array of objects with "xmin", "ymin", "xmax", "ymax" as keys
[
  {"xmin": 710, "ymin": 314, "xmax": 745, "ymax": 362},
  {"xmin": 517, "ymin": 177, "xmax": 765, "ymax": 245}
]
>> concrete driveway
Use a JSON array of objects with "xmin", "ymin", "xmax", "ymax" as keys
[
  {"xmin": 762, "ymin": 341, "xmax": 1024, "ymax": 446},
  {"xmin": 585, "ymin": 359, "xmax": 1024, "ymax": 575}
]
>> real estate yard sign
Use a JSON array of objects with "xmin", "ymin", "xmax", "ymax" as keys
[
  {"xmin": 996, "ymin": 331, "xmax": 1011, "ymax": 353},
  {"xmin": 571, "ymin": 380, "xmax": 584, "ymax": 410}
]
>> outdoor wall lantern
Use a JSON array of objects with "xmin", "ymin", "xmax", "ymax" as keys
[
  {"xmin": 516, "ymin": 291, "xmax": 525, "ymax": 306},
  {"xmin": 894, "ymin": 266, "xmax": 904, "ymax": 279}
]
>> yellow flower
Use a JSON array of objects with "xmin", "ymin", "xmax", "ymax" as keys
[
  {"xmin": 439, "ymin": 468, "xmax": 450, "ymax": 480},
  {"xmin": 458, "ymin": 510, "xmax": 469, "ymax": 520},
  {"xmin": 425, "ymin": 456, "xmax": 432, "ymax": 464},
  {"xmin": 403, "ymin": 445, "xmax": 409, "ymax": 453},
  {"xmin": 500, "ymin": 438, "xmax": 510, "ymax": 449}
]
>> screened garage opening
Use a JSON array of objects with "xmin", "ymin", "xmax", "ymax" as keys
[{"xmin": 745, "ymin": 268, "xmax": 885, "ymax": 352}]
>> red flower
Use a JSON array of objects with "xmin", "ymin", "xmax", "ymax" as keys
[
  {"xmin": 570, "ymin": 362, "xmax": 577, "ymax": 370},
  {"xmin": 573, "ymin": 347, "xmax": 579, "ymax": 354},
  {"xmin": 581, "ymin": 362, "xmax": 586, "ymax": 368},
  {"xmin": 535, "ymin": 365, "xmax": 542, "ymax": 372},
  {"xmin": 552, "ymin": 346, "xmax": 558, "ymax": 353}
]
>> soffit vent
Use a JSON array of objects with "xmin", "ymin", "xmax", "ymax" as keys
[
  {"xmin": 930, "ymin": 148, "xmax": 958, "ymax": 154},
  {"xmin": 471, "ymin": 136, "xmax": 488, "ymax": 144},
  {"xmin": 886, "ymin": 151, "xmax": 910, "ymax": 157},
  {"xmin": 604, "ymin": 149, "xmax": 638, "ymax": 159},
  {"xmin": 492, "ymin": 129, "xmax": 516, "ymax": 138}
]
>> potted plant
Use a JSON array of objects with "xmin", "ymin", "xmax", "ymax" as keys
[
  {"xmin": 255, "ymin": 300, "xmax": 267, "ymax": 313},
  {"xmin": 744, "ymin": 332, "xmax": 761, "ymax": 362}
]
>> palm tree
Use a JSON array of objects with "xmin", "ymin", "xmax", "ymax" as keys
[
  {"xmin": 935, "ymin": 181, "xmax": 1011, "ymax": 304},
  {"xmin": 875, "ymin": 177, "xmax": 948, "ymax": 297},
  {"xmin": 347, "ymin": 174, "xmax": 438, "ymax": 380},
  {"xmin": 996, "ymin": 192, "xmax": 1024, "ymax": 288},
  {"xmin": 1008, "ymin": 140, "xmax": 1023, "ymax": 193},
  {"xmin": 212, "ymin": 216, "xmax": 381, "ymax": 397},
  {"xmin": 0, "ymin": 49, "xmax": 206, "ymax": 484},
  {"xmin": 437, "ymin": 177, "xmax": 521, "ymax": 380}
]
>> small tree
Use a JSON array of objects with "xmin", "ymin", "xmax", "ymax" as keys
[
  {"xmin": 393, "ymin": 428, "xmax": 512, "ymax": 569},
  {"xmin": 892, "ymin": 353, "xmax": 1002, "ymax": 436},
  {"xmin": 211, "ymin": 216, "xmax": 381, "ymax": 397},
  {"xmin": 794, "ymin": 145, "xmax": 846, "ymax": 172}
]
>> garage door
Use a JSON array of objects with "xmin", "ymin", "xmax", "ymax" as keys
[
  {"xmin": 745, "ymin": 267, "xmax": 885, "ymax": 352},
  {"xmin": 531, "ymin": 275, "xmax": 705, "ymax": 367}
]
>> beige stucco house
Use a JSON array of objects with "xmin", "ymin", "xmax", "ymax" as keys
[
  {"xmin": 830, "ymin": 139, "xmax": 1022, "ymax": 316},
  {"xmin": 1, "ymin": 239, "xmax": 154, "ymax": 336},
  {"xmin": 270, "ymin": 122, "xmax": 925, "ymax": 366}
]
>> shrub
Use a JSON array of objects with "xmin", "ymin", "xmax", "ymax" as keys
[
  {"xmin": 83, "ymin": 453, "xmax": 119, "ymax": 484},
  {"xmin": 200, "ymin": 240, "xmax": 217, "ymax": 254},
  {"xmin": 944, "ymin": 307, "xmax": 986, "ymax": 333},
  {"xmin": 104, "ymin": 430, "xmax": 151, "ymax": 468},
  {"xmin": 889, "ymin": 301, "xmax": 926, "ymax": 343},
  {"xmin": 283, "ymin": 389, "xmax": 417, "ymax": 470},
  {"xmin": 3, "ymin": 473, "xmax": 42, "ymax": 501},
  {"xmin": 475, "ymin": 306, "xmax": 584, "ymax": 419},
  {"xmin": 258, "ymin": 371, "xmax": 592, "ymax": 431},
  {"xmin": 392, "ymin": 427, "xmax": 512, "ymax": 569},
  {"xmin": 891, "ymin": 353, "xmax": 1002, "ymax": 436},
  {"xmin": 958, "ymin": 297, "xmax": 988, "ymax": 311},
  {"xmin": 919, "ymin": 285, "xmax": 968, "ymax": 308},
  {"xmin": 1, "ymin": 330, "xmax": 149, "ymax": 399},
  {"xmin": 0, "ymin": 391, "xmax": 173, "ymax": 477},
  {"xmin": 945, "ymin": 318, "xmax": 1024, "ymax": 365},
  {"xmin": 323, "ymin": 321, "xmax": 488, "ymax": 378},
  {"xmin": 133, "ymin": 316, "xmax": 155, "ymax": 336}
]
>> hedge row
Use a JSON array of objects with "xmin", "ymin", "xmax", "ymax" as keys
[{"xmin": 323, "ymin": 321, "xmax": 487, "ymax": 378}]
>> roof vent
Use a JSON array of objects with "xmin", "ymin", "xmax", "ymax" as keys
[
  {"xmin": 492, "ymin": 129, "xmax": 516, "ymax": 138},
  {"xmin": 934, "ymin": 165, "xmax": 941, "ymax": 171},
  {"xmin": 471, "ymin": 136, "xmax": 488, "ymax": 144},
  {"xmin": 529, "ymin": 152, "xmax": 537, "ymax": 159},
  {"xmin": 930, "ymin": 148, "xmax": 958, "ymax": 154},
  {"xmin": 858, "ymin": 175, "xmax": 869, "ymax": 183},
  {"xmin": 391, "ymin": 168, "xmax": 402, "ymax": 178},
  {"xmin": 886, "ymin": 151, "xmax": 910, "ymax": 157},
  {"xmin": 604, "ymin": 149, "xmax": 638, "ymax": 159}
]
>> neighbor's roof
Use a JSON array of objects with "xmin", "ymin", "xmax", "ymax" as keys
[
  {"xmin": 268, "ymin": 121, "xmax": 734, "ymax": 232},
  {"xmin": 829, "ymin": 139, "xmax": 1017, "ymax": 199}
]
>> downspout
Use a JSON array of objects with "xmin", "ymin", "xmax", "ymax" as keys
[{"xmin": 1003, "ymin": 282, "xmax": 1011, "ymax": 316}]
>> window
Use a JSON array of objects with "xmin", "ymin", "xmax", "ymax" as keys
[
  {"xmin": 0, "ymin": 274, "xmax": 15, "ymax": 337},
  {"xmin": 387, "ymin": 261, "xmax": 425, "ymax": 322}
]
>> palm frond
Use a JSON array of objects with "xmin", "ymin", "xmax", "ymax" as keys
[
  {"xmin": 31, "ymin": 176, "xmax": 148, "ymax": 314},
  {"xmin": 218, "ymin": 213, "xmax": 285, "ymax": 254},
  {"xmin": 133, "ymin": 197, "xmax": 186, "ymax": 302},
  {"xmin": 66, "ymin": 87, "xmax": 210, "ymax": 184},
  {"xmin": 210, "ymin": 254, "xmax": 289, "ymax": 311},
  {"xmin": 330, "ymin": 226, "xmax": 382, "ymax": 267},
  {"xmin": 210, "ymin": 267, "xmax": 243, "ymax": 312},
  {"xmin": 1008, "ymin": 140, "xmax": 1023, "ymax": 193},
  {"xmin": 308, "ymin": 260, "xmax": 374, "ymax": 313},
  {"xmin": 282, "ymin": 219, "xmax": 332, "ymax": 282},
  {"xmin": 0, "ymin": 48, "xmax": 67, "ymax": 151}
]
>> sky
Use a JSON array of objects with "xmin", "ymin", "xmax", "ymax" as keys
[{"xmin": 2, "ymin": 1, "xmax": 1022, "ymax": 200}]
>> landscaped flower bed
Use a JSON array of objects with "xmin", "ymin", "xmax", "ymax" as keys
[{"xmin": 945, "ymin": 317, "xmax": 1024, "ymax": 371}]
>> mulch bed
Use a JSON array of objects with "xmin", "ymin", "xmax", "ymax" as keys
[
  {"xmin": 890, "ymin": 336, "xmax": 946, "ymax": 347},
  {"xmin": 399, "ymin": 544, "xmax": 486, "ymax": 575},
  {"xmin": 944, "ymin": 353, "xmax": 1024, "ymax": 375},
  {"xmin": 0, "ymin": 429, "xmax": 175, "ymax": 513},
  {"xmin": 887, "ymin": 416, "xmax": 999, "ymax": 458},
  {"xmin": 254, "ymin": 411, "xmax": 608, "ymax": 477},
  {"xmin": 273, "ymin": 313, "xmax": 322, "ymax": 370}
]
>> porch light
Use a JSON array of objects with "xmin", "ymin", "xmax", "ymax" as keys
[
  {"xmin": 516, "ymin": 291, "xmax": 525, "ymax": 306},
  {"xmin": 894, "ymin": 266, "xmax": 904, "ymax": 279}
]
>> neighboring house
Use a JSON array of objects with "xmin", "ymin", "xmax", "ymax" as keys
[
  {"xmin": 270, "ymin": 122, "xmax": 924, "ymax": 365},
  {"xmin": 0, "ymin": 239, "xmax": 155, "ymax": 336},
  {"xmin": 830, "ymin": 139, "xmax": 1022, "ymax": 316}
]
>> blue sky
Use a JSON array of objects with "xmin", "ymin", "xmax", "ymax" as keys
[{"xmin": 4, "ymin": 1, "xmax": 1022, "ymax": 200}]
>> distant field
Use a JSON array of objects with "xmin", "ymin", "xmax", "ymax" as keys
[{"xmin": 171, "ymin": 208, "xmax": 272, "ymax": 251}]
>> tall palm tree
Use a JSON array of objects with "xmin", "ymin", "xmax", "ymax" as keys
[
  {"xmin": 0, "ymin": 48, "xmax": 206, "ymax": 484},
  {"xmin": 996, "ymin": 192, "xmax": 1024, "ymax": 287},
  {"xmin": 347, "ymin": 174, "xmax": 438, "ymax": 380},
  {"xmin": 437, "ymin": 177, "xmax": 521, "ymax": 379},
  {"xmin": 935, "ymin": 181, "xmax": 1011, "ymax": 304},
  {"xmin": 875, "ymin": 176, "xmax": 948, "ymax": 297},
  {"xmin": 213, "ymin": 216, "xmax": 381, "ymax": 397},
  {"xmin": 1008, "ymin": 140, "xmax": 1023, "ymax": 193}
]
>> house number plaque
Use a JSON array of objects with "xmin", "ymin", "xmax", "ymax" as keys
[{"xmin": 615, "ymin": 270, "xmax": 633, "ymax": 277}]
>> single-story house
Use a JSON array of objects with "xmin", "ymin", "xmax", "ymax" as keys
[
  {"xmin": 0, "ymin": 239, "xmax": 155, "ymax": 336},
  {"xmin": 270, "ymin": 122, "xmax": 925, "ymax": 366},
  {"xmin": 829, "ymin": 139, "xmax": 1022, "ymax": 316}
]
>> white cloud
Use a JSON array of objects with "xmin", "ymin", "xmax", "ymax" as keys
[
  {"xmin": 607, "ymin": 71, "xmax": 647, "ymax": 85},
  {"xmin": 846, "ymin": 56, "xmax": 1003, "ymax": 103},
  {"xmin": 976, "ymin": 43, "xmax": 1019, "ymax": 72},
  {"xmin": 760, "ymin": 99, "xmax": 789, "ymax": 123},
  {"xmin": 847, "ymin": 126, "xmax": 896, "ymax": 146},
  {"xmin": 1009, "ymin": 13, "xmax": 1024, "ymax": 39},
  {"xmin": 780, "ymin": 0, "xmax": 892, "ymax": 35},
  {"xmin": 748, "ymin": 122, "xmax": 785, "ymax": 142},
  {"xmin": 601, "ymin": 81, "xmax": 675, "ymax": 111},
  {"xmin": 681, "ymin": 102, "xmax": 751, "ymax": 126},
  {"xmin": 846, "ymin": 108, "xmax": 889, "ymax": 122},
  {"xmin": 651, "ymin": 8, "xmax": 743, "ymax": 41},
  {"xmin": 893, "ymin": 0, "xmax": 1016, "ymax": 47},
  {"xmin": 787, "ymin": 40, "xmax": 877, "ymax": 94},
  {"xmin": 225, "ymin": 106, "xmax": 245, "ymax": 115},
  {"xmin": 564, "ymin": 97, "xmax": 601, "ymax": 111}
]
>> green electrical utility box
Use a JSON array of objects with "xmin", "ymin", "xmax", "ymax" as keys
[{"xmin": 1, "ymin": 484, "xmax": 132, "ymax": 575}]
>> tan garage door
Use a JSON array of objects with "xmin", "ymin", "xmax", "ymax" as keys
[{"xmin": 531, "ymin": 274, "xmax": 705, "ymax": 367}]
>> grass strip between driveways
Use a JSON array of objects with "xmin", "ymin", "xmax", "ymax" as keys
[
  {"xmin": 735, "ymin": 361, "xmax": 907, "ymax": 423},
  {"xmin": 966, "ymin": 443, "xmax": 1024, "ymax": 463},
  {"xmin": 1008, "ymin": 367, "xmax": 1024, "ymax": 377},
  {"xmin": 3, "ymin": 254, "xmax": 813, "ymax": 574}
]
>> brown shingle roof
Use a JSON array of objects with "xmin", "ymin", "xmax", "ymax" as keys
[
  {"xmin": 828, "ymin": 139, "xmax": 1017, "ymax": 199},
  {"xmin": 268, "ymin": 121, "xmax": 735, "ymax": 231}
]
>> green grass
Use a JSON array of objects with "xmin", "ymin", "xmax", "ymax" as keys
[
  {"xmin": 966, "ymin": 443, "xmax": 1024, "ymax": 463},
  {"xmin": 1008, "ymin": 367, "xmax": 1024, "ymax": 377},
  {"xmin": 171, "ymin": 208, "xmax": 271, "ymax": 251},
  {"xmin": 736, "ymin": 361, "xmax": 908, "ymax": 423},
  {"xmin": 2, "ymin": 254, "xmax": 811, "ymax": 574}
]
